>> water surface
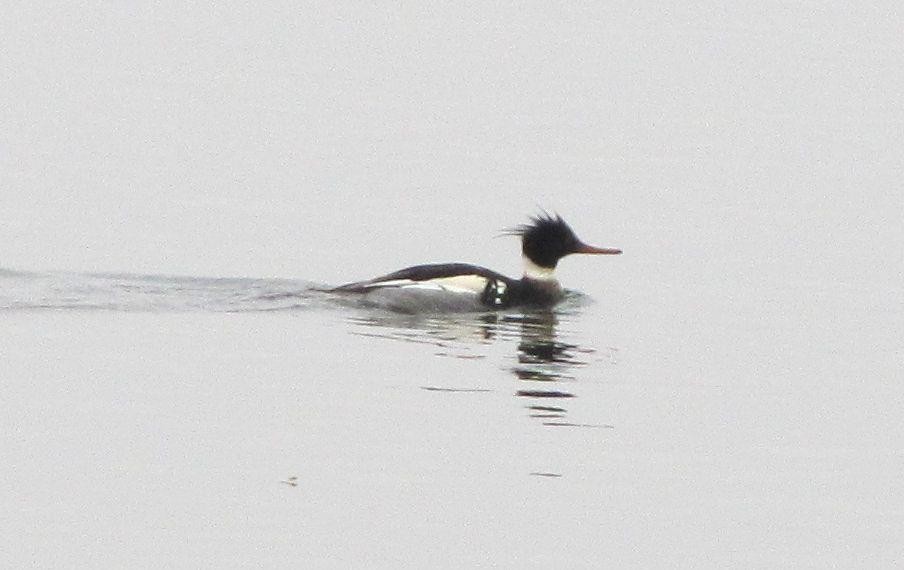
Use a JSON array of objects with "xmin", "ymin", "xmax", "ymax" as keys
[{"xmin": 3, "ymin": 266, "xmax": 900, "ymax": 568}]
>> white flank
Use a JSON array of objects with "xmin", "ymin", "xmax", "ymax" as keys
[
  {"xmin": 363, "ymin": 279, "xmax": 416, "ymax": 289},
  {"xmin": 364, "ymin": 275, "xmax": 488, "ymax": 294},
  {"xmin": 522, "ymin": 256, "xmax": 557, "ymax": 281},
  {"xmin": 422, "ymin": 275, "xmax": 488, "ymax": 294}
]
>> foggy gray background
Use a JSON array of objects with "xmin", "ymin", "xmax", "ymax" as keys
[{"xmin": 4, "ymin": 4, "xmax": 901, "ymax": 288}]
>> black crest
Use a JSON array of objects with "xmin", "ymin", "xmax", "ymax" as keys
[{"xmin": 506, "ymin": 213, "xmax": 581, "ymax": 268}]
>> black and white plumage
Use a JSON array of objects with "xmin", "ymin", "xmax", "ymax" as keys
[{"xmin": 333, "ymin": 214, "xmax": 621, "ymax": 312}]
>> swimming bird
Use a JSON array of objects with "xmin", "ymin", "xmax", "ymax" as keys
[{"xmin": 333, "ymin": 214, "xmax": 621, "ymax": 312}]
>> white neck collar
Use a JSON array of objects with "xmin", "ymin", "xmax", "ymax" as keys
[{"xmin": 522, "ymin": 256, "xmax": 557, "ymax": 281}]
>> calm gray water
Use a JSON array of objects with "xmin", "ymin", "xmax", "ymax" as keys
[{"xmin": 2, "ymin": 265, "xmax": 901, "ymax": 567}]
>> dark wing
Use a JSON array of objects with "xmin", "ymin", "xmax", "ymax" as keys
[{"xmin": 332, "ymin": 263, "xmax": 514, "ymax": 293}]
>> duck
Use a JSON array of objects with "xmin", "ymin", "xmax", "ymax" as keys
[{"xmin": 332, "ymin": 213, "xmax": 621, "ymax": 312}]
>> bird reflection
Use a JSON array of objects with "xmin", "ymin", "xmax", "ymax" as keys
[
  {"xmin": 508, "ymin": 312, "xmax": 581, "ymax": 422},
  {"xmin": 347, "ymin": 306, "xmax": 593, "ymax": 424}
]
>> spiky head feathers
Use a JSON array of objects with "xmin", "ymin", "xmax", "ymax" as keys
[{"xmin": 507, "ymin": 213, "xmax": 582, "ymax": 268}]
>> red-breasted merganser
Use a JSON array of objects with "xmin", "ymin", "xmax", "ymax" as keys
[{"xmin": 333, "ymin": 214, "xmax": 621, "ymax": 312}]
